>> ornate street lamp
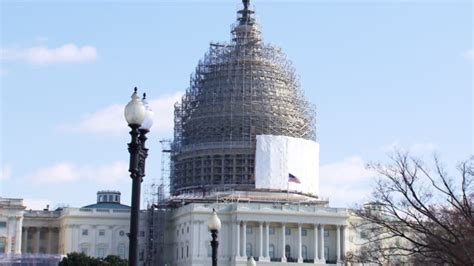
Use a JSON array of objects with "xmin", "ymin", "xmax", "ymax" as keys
[
  {"xmin": 124, "ymin": 87, "xmax": 152, "ymax": 266},
  {"xmin": 138, "ymin": 93, "xmax": 153, "ymax": 181},
  {"xmin": 207, "ymin": 208, "xmax": 222, "ymax": 266},
  {"xmin": 247, "ymin": 256, "xmax": 257, "ymax": 266}
]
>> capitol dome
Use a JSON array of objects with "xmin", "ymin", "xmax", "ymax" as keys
[{"xmin": 171, "ymin": 1, "xmax": 316, "ymax": 195}]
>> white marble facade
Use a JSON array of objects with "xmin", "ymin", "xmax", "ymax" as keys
[
  {"xmin": 57, "ymin": 207, "xmax": 130, "ymax": 258},
  {"xmin": 162, "ymin": 201, "xmax": 353, "ymax": 266},
  {"xmin": 0, "ymin": 191, "xmax": 133, "ymax": 260},
  {"xmin": 0, "ymin": 197, "xmax": 25, "ymax": 255}
]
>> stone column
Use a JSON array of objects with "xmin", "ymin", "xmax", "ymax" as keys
[
  {"xmin": 341, "ymin": 225, "xmax": 346, "ymax": 261},
  {"xmin": 92, "ymin": 225, "xmax": 97, "ymax": 257},
  {"xmin": 297, "ymin": 224, "xmax": 303, "ymax": 263},
  {"xmin": 47, "ymin": 228, "xmax": 52, "ymax": 254},
  {"xmin": 72, "ymin": 225, "xmax": 80, "ymax": 253},
  {"xmin": 319, "ymin": 225, "xmax": 325, "ymax": 262},
  {"xmin": 281, "ymin": 223, "xmax": 286, "ymax": 262},
  {"xmin": 265, "ymin": 222, "xmax": 270, "ymax": 260},
  {"xmin": 259, "ymin": 222, "xmax": 264, "ymax": 260},
  {"xmin": 76, "ymin": 225, "xmax": 81, "ymax": 252},
  {"xmin": 108, "ymin": 225, "xmax": 115, "ymax": 255},
  {"xmin": 336, "ymin": 225, "xmax": 341, "ymax": 262},
  {"xmin": 5, "ymin": 217, "xmax": 11, "ymax": 254},
  {"xmin": 242, "ymin": 221, "xmax": 247, "ymax": 257},
  {"xmin": 35, "ymin": 228, "xmax": 41, "ymax": 253},
  {"xmin": 22, "ymin": 227, "xmax": 28, "ymax": 253},
  {"xmin": 15, "ymin": 216, "xmax": 23, "ymax": 254},
  {"xmin": 64, "ymin": 225, "xmax": 73, "ymax": 253},
  {"xmin": 313, "ymin": 224, "xmax": 319, "ymax": 263},
  {"xmin": 235, "ymin": 221, "xmax": 240, "ymax": 258}
]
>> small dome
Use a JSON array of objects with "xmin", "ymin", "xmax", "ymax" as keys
[{"xmin": 81, "ymin": 190, "xmax": 130, "ymax": 209}]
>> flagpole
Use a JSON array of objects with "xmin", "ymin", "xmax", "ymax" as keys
[{"xmin": 287, "ymin": 181, "xmax": 289, "ymax": 203}]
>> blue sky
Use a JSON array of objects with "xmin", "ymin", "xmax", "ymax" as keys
[{"xmin": 1, "ymin": 0, "xmax": 472, "ymax": 209}]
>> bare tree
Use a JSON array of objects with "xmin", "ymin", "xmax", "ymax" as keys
[{"xmin": 348, "ymin": 152, "xmax": 473, "ymax": 265}]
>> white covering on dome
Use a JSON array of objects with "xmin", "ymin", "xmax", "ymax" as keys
[{"xmin": 255, "ymin": 135, "xmax": 320, "ymax": 196}]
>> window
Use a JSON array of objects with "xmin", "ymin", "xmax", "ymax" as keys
[
  {"xmin": 285, "ymin": 227, "xmax": 291, "ymax": 235},
  {"xmin": 82, "ymin": 229, "xmax": 88, "ymax": 236},
  {"xmin": 301, "ymin": 228, "xmax": 307, "ymax": 236},
  {"xmin": 285, "ymin": 245, "xmax": 291, "ymax": 258},
  {"xmin": 97, "ymin": 247, "xmax": 106, "ymax": 258},
  {"xmin": 139, "ymin": 249, "xmax": 144, "ymax": 261},
  {"xmin": 187, "ymin": 227, "xmax": 189, "ymax": 233},
  {"xmin": 115, "ymin": 195, "xmax": 119, "ymax": 202},
  {"xmin": 181, "ymin": 246, "xmax": 184, "ymax": 259},
  {"xmin": 139, "ymin": 231, "xmax": 145, "ymax": 237},
  {"xmin": 246, "ymin": 226, "xmax": 253, "ymax": 234},
  {"xmin": 0, "ymin": 222, "xmax": 7, "ymax": 228},
  {"xmin": 269, "ymin": 244, "xmax": 275, "ymax": 259},
  {"xmin": 269, "ymin": 227, "xmax": 275, "ymax": 235},
  {"xmin": 118, "ymin": 244, "xmax": 126, "ymax": 259},
  {"xmin": 324, "ymin": 246, "xmax": 329, "ymax": 261},
  {"xmin": 176, "ymin": 247, "xmax": 179, "ymax": 259},
  {"xmin": 360, "ymin": 231, "xmax": 368, "ymax": 239},
  {"xmin": 99, "ymin": 230, "xmax": 105, "ymax": 236},
  {"xmin": 302, "ymin": 245, "xmax": 308, "ymax": 260},
  {"xmin": 81, "ymin": 247, "xmax": 88, "ymax": 255},
  {"xmin": 119, "ymin": 230, "xmax": 125, "ymax": 237},
  {"xmin": 207, "ymin": 243, "xmax": 212, "ymax": 257},
  {"xmin": 324, "ymin": 230, "xmax": 329, "ymax": 237},
  {"xmin": 177, "ymin": 229, "xmax": 179, "ymax": 236},
  {"xmin": 186, "ymin": 245, "xmax": 189, "ymax": 257},
  {"xmin": 182, "ymin": 228, "xmax": 184, "ymax": 234},
  {"xmin": 246, "ymin": 243, "xmax": 253, "ymax": 256}
]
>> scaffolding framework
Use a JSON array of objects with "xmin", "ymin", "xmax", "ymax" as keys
[
  {"xmin": 144, "ymin": 140, "xmax": 172, "ymax": 266},
  {"xmin": 171, "ymin": 5, "xmax": 316, "ymax": 195}
]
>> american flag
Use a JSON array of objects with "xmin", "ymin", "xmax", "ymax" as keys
[{"xmin": 288, "ymin": 173, "xmax": 301, "ymax": 184}]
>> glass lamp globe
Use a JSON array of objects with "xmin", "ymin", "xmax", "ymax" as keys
[
  {"xmin": 207, "ymin": 209, "xmax": 221, "ymax": 231},
  {"xmin": 140, "ymin": 93, "xmax": 154, "ymax": 131},
  {"xmin": 124, "ymin": 88, "xmax": 146, "ymax": 126},
  {"xmin": 247, "ymin": 256, "xmax": 256, "ymax": 266}
]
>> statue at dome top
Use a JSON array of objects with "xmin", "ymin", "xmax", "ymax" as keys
[{"xmin": 243, "ymin": 0, "xmax": 249, "ymax": 10}]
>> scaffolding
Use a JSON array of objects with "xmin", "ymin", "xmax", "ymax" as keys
[
  {"xmin": 171, "ymin": 3, "xmax": 316, "ymax": 195},
  {"xmin": 144, "ymin": 140, "xmax": 172, "ymax": 266}
]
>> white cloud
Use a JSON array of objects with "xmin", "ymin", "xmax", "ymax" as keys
[
  {"xmin": 23, "ymin": 162, "xmax": 77, "ymax": 183},
  {"xmin": 320, "ymin": 156, "xmax": 372, "ymax": 182},
  {"xmin": 464, "ymin": 49, "xmax": 474, "ymax": 60},
  {"xmin": 23, "ymin": 161, "xmax": 129, "ymax": 185},
  {"xmin": 1, "ymin": 43, "xmax": 97, "ymax": 65},
  {"xmin": 89, "ymin": 161, "xmax": 129, "ymax": 184},
  {"xmin": 23, "ymin": 198, "xmax": 51, "ymax": 210},
  {"xmin": 148, "ymin": 92, "xmax": 183, "ymax": 134},
  {"xmin": 1, "ymin": 165, "xmax": 12, "ymax": 181},
  {"xmin": 59, "ymin": 91, "xmax": 183, "ymax": 136},
  {"xmin": 319, "ymin": 156, "xmax": 375, "ymax": 207}
]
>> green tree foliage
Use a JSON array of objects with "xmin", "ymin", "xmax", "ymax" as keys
[{"xmin": 58, "ymin": 252, "xmax": 128, "ymax": 266}]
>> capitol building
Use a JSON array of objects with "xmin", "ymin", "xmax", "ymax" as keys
[
  {"xmin": 1, "ymin": 1, "xmax": 368, "ymax": 265},
  {"xmin": 0, "ymin": 191, "xmax": 134, "ymax": 264}
]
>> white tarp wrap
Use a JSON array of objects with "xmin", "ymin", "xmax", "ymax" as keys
[{"xmin": 255, "ymin": 135, "xmax": 320, "ymax": 196}]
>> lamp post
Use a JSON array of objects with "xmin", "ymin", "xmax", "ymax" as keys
[
  {"xmin": 138, "ymin": 93, "xmax": 153, "ymax": 181},
  {"xmin": 124, "ymin": 87, "xmax": 153, "ymax": 266},
  {"xmin": 207, "ymin": 208, "xmax": 221, "ymax": 266},
  {"xmin": 247, "ymin": 256, "xmax": 257, "ymax": 266}
]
